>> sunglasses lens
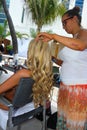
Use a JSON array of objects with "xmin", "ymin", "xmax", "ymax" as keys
[{"xmin": 62, "ymin": 17, "xmax": 73, "ymax": 27}]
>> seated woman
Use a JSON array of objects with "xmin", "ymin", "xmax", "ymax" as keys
[{"xmin": 0, "ymin": 39, "xmax": 53, "ymax": 110}]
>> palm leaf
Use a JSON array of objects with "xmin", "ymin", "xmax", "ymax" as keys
[{"xmin": 26, "ymin": 0, "xmax": 66, "ymax": 32}]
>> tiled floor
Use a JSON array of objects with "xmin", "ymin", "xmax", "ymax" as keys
[{"xmin": 0, "ymin": 70, "xmax": 58, "ymax": 130}]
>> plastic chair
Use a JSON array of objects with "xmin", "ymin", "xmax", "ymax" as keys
[{"xmin": 0, "ymin": 77, "xmax": 46, "ymax": 130}]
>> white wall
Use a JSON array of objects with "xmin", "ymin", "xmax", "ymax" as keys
[
  {"xmin": 9, "ymin": 0, "xmax": 30, "ymax": 34},
  {"xmin": 69, "ymin": 0, "xmax": 87, "ymax": 29},
  {"xmin": 9, "ymin": 0, "xmax": 23, "ymax": 25},
  {"xmin": 69, "ymin": 0, "xmax": 76, "ymax": 9},
  {"xmin": 81, "ymin": 0, "xmax": 87, "ymax": 28}
]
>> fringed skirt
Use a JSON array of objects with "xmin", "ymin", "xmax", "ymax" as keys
[{"xmin": 56, "ymin": 82, "xmax": 87, "ymax": 130}]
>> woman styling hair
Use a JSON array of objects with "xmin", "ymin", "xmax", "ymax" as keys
[{"xmin": 36, "ymin": 6, "xmax": 87, "ymax": 130}]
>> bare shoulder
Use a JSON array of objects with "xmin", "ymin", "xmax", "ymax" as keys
[
  {"xmin": 78, "ymin": 28, "xmax": 87, "ymax": 41},
  {"xmin": 79, "ymin": 28, "xmax": 87, "ymax": 35}
]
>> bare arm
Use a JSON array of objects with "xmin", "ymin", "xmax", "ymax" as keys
[
  {"xmin": 0, "ymin": 103, "xmax": 9, "ymax": 110},
  {"xmin": 37, "ymin": 31, "xmax": 87, "ymax": 51},
  {"xmin": 52, "ymin": 33, "xmax": 87, "ymax": 51},
  {"xmin": 0, "ymin": 69, "xmax": 31, "ymax": 94}
]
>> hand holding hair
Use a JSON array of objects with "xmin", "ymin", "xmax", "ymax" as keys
[{"xmin": 36, "ymin": 32, "xmax": 53, "ymax": 42}]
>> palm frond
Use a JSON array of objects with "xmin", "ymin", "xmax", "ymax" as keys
[
  {"xmin": 16, "ymin": 32, "xmax": 29, "ymax": 39},
  {"xmin": 26, "ymin": 0, "xmax": 66, "ymax": 32}
]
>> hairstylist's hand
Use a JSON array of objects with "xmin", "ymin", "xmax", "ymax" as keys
[{"xmin": 36, "ymin": 32, "xmax": 53, "ymax": 42}]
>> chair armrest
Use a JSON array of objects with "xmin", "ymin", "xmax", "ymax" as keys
[{"xmin": 0, "ymin": 95, "xmax": 11, "ymax": 106}]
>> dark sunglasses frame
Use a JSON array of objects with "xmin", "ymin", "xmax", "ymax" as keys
[{"xmin": 62, "ymin": 16, "xmax": 73, "ymax": 26}]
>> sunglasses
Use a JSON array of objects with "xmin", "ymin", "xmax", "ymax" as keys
[{"xmin": 62, "ymin": 16, "xmax": 73, "ymax": 26}]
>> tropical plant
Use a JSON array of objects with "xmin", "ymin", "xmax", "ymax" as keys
[
  {"xmin": 0, "ymin": 20, "xmax": 10, "ymax": 40},
  {"xmin": 30, "ymin": 28, "xmax": 37, "ymax": 38},
  {"xmin": 6, "ymin": 44, "xmax": 13, "ymax": 51},
  {"xmin": 30, "ymin": 27, "xmax": 53, "ymax": 38},
  {"xmin": 15, "ymin": 32, "xmax": 29, "ymax": 45},
  {"xmin": 25, "ymin": 0, "xmax": 66, "ymax": 33},
  {"xmin": 6, "ymin": 44, "xmax": 13, "ymax": 55},
  {"xmin": 0, "ymin": 20, "xmax": 29, "ymax": 42},
  {"xmin": 16, "ymin": 32, "xmax": 29, "ymax": 39},
  {"xmin": 1, "ymin": 0, "xmax": 18, "ymax": 54}
]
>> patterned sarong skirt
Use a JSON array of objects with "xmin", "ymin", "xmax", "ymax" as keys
[{"xmin": 56, "ymin": 82, "xmax": 87, "ymax": 130}]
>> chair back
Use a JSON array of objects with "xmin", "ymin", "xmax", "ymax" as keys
[{"xmin": 12, "ymin": 77, "xmax": 34, "ymax": 108}]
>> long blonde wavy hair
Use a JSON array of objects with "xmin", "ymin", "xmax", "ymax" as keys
[{"xmin": 27, "ymin": 39, "xmax": 53, "ymax": 107}]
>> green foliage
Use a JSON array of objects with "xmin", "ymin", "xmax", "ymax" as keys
[
  {"xmin": 46, "ymin": 30, "xmax": 53, "ymax": 34},
  {"xmin": 6, "ymin": 44, "xmax": 13, "ymax": 51},
  {"xmin": 26, "ymin": 0, "xmax": 66, "ymax": 32},
  {"xmin": 0, "ymin": 25, "xmax": 5, "ymax": 38},
  {"xmin": 30, "ymin": 27, "xmax": 53, "ymax": 38},
  {"xmin": 0, "ymin": 20, "xmax": 10, "ymax": 39},
  {"xmin": 1, "ymin": 0, "xmax": 18, "ymax": 54},
  {"xmin": 30, "ymin": 28, "xmax": 37, "ymax": 38},
  {"xmin": 0, "ymin": 20, "xmax": 29, "ymax": 40},
  {"xmin": 15, "ymin": 32, "xmax": 29, "ymax": 39}
]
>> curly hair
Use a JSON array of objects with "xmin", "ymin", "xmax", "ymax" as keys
[{"xmin": 27, "ymin": 39, "xmax": 53, "ymax": 107}]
